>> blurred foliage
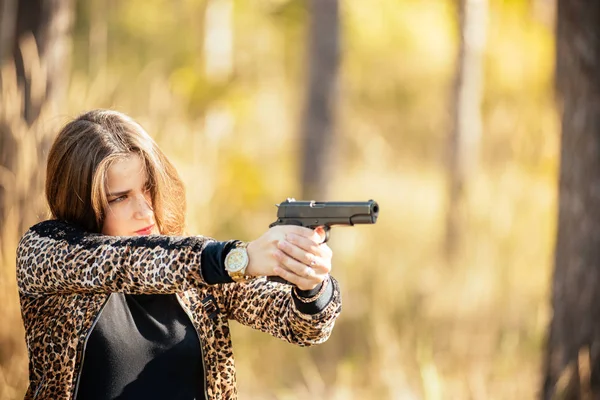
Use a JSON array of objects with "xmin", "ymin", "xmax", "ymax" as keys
[{"xmin": 0, "ymin": 0, "xmax": 558, "ymax": 398}]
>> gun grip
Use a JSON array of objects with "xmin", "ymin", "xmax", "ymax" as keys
[{"xmin": 266, "ymin": 223, "xmax": 329, "ymax": 286}]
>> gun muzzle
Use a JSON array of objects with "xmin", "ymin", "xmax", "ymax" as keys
[{"xmin": 351, "ymin": 199, "xmax": 378, "ymax": 224}]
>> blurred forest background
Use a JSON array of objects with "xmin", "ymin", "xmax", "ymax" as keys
[{"xmin": 0, "ymin": 0, "xmax": 558, "ymax": 399}]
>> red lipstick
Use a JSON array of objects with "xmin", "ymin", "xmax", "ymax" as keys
[{"xmin": 135, "ymin": 224, "xmax": 155, "ymax": 235}]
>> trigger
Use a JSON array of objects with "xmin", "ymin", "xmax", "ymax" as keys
[{"xmin": 322, "ymin": 227, "xmax": 331, "ymax": 243}]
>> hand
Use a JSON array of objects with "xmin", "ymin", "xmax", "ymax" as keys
[{"xmin": 245, "ymin": 226, "xmax": 332, "ymax": 291}]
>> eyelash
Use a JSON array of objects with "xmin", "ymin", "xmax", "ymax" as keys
[
  {"xmin": 108, "ymin": 183, "xmax": 151, "ymax": 204},
  {"xmin": 108, "ymin": 195, "xmax": 126, "ymax": 204}
]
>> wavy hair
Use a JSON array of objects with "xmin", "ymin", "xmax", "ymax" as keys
[{"xmin": 45, "ymin": 109, "xmax": 186, "ymax": 235}]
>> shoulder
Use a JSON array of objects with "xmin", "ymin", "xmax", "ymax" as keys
[
  {"xmin": 18, "ymin": 219, "xmax": 96, "ymax": 252},
  {"xmin": 18, "ymin": 219, "xmax": 66, "ymax": 248},
  {"xmin": 22, "ymin": 219, "xmax": 85, "ymax": 240}
]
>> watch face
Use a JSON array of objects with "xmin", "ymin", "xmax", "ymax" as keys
[{"xmin": 226, "ymin": 248, "xmax": 248, "ymax": 272}]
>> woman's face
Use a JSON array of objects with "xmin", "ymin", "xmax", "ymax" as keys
[{"xmin": 101, "ymin": 153, "xmax": 158, "ymax": 236}]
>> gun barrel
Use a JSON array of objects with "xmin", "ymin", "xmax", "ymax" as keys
[{"xmin": 274, "ymin": 199, "xmax": 379, "ymax": 226}]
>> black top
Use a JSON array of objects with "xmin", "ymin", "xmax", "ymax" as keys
[
  {"xmin": 75, "ymin": 241, "xmax": 236, "ymax": 400},
  {"xmin": 76, "ymin": 293, "xmax": 204, "ymax": 400}
]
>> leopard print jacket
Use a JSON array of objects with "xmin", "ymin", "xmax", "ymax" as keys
[{"xmin": 16, "ymin": 220, "xmax": 342, "ymax": 400}]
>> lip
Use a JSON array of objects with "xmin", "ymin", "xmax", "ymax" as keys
[{"xmin": 135, "ymin": 224, "xmax": 155, "ymax": 235}]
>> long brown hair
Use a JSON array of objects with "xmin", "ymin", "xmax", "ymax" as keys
[{"xmin": 45, "ymin": 109, "xmax": 186, "ymax": 235}]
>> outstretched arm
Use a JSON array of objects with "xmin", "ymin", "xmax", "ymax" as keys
[
  {"xmin": 17, "ymin": 220, "xmax": 212, "ymax": 295},
  {"xmin": 217, "ymin": 276, "xmax": 342, "ymax": 346},
  {"xmin": 216, "ymin": 227, "xmax": 342, "ymax": 345}
]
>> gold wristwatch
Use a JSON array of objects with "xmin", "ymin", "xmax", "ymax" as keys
[{"xmin": 224, "ymin": 242, "xmax": 250, "ymax": 282}]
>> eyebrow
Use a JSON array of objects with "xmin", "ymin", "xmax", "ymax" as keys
[
  {"xmin": 107, "ymin": 180, "xmax": 151, "ymax": 198},
  {"xmin": 107, "ymin": 189, "xmax": 131, "ymax": 198}
]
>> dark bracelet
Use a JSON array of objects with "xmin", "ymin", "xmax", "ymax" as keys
[{"xmin": 293, "ymin": 277, "xmax": 329, "ymax": 303}]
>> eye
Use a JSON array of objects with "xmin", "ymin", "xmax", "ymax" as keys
[{"xmin": 108, "ymin": 195, "xmax": 127, "ymax": 204}]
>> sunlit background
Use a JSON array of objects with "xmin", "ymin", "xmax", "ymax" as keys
[{"xmin": 0, "ymin": 0, "xmax": 557, "ymax": 398}]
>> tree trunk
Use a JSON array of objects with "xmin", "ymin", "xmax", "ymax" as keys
[
  {"xmin": 0, "ymin": 0, "xmax": 17, "ymax": 62},
  {"xmin": 543, "ymin": 2, "xmax": 600, "ymax": 398},
  {"xmin": 12, "ymin": 0, "xmax": 72, "ymax": 122},
  {"xmin": 300, "ymin": 0, "xmax": 339, "ymax": 201},
  {"xmin": 0, "ymin": 0, "xmax": 73, "ymax": 236},
  {"xmin": 445, "ymin": 0, "xmax": 487, "ymax": 262}
]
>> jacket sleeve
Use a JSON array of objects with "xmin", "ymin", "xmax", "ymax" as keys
[
  {"xmin": 16, "ymin": 220, "xmax": 212, "ymax": 296},
  {"xmin": 215, "ymin": 277, "xmax": 342, "ymax": 346}
]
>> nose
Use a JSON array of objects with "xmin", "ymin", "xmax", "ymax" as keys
[{"xmin": 133, "ymin": 194, "xmax": 153, "ymax": 219}]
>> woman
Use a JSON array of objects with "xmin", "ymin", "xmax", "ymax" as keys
[{"xmin": 16, "ymin": 109, "xmax": 341, "ymax": 399}]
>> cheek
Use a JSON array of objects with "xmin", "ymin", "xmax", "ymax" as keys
[{"xmin": 101, "ymin": 206, "xmax": 129, "ymax": 236}]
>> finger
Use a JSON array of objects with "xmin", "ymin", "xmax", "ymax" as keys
[
  {"xmin": 318, "ymin": 243, "xmax": 333, "ymax": 258},
  {"xmin": 277, "ymin": 238, "xmax": 332, "ymax": 275},
  {"xmin": 284, "ymin": 234, "xmax": 322, "ymax": 256},
  {"xmin": 275, "ymin": 249, "xmax": 316, "ymax": 278},
  {"xmin": 278, "ymin": 244, "xmax": 329, "ymax": 276},
  {"xmin": 275, "ymin": 225, "xmax": 315, "ymax": 238},
  {"xmin": 273, "ymin": 266, "xmax": 322, "ymax": 290},
  {"xmin": 314, "ymin": 226, "xmax": 327, "ymax": 243},
  {"xmin": 278, "ymin": 238, "xmax": 319, "ymax": 264},
  {"xmin": 309, "ymin": 256, "xmax": 331, "ymax": 275}
]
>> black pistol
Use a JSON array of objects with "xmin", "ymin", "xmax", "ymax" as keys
[{"xmin": 267, "ymin": 198, "xmax": 379, "ymax": 284}]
